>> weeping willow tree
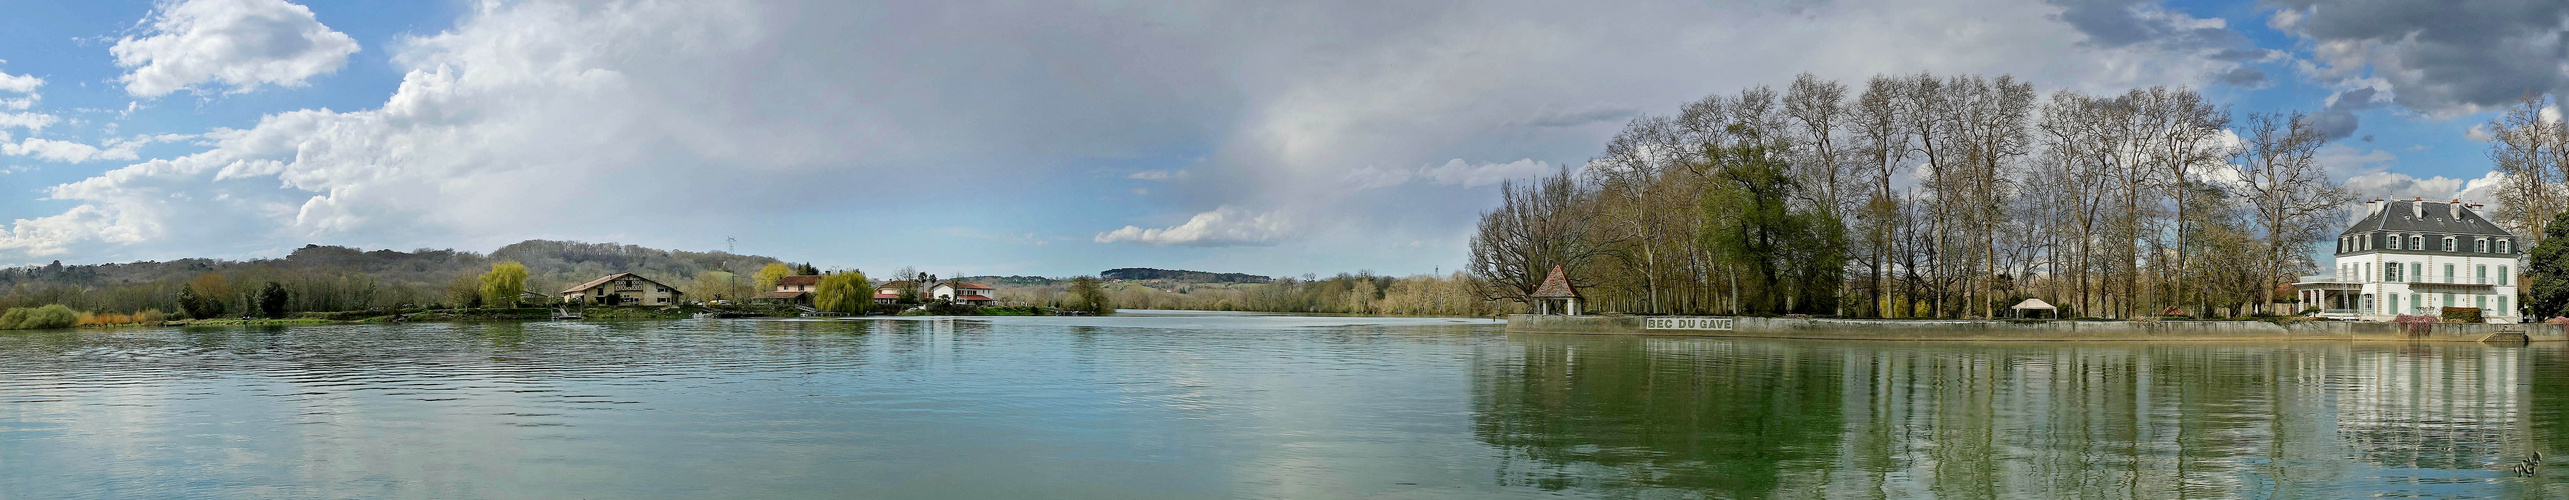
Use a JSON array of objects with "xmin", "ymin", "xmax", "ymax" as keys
[{"xmin": 813, "ymin": 271, "xmax": 873, "ymax": 314}]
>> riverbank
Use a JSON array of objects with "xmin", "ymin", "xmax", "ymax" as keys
[
  {"xmin": 85, "ymin": 306, "xmax": 703, "ymax": 329},
  {"xmin": 1506, "ymin": 314, "xmax": 2561, "ymax": 342}
]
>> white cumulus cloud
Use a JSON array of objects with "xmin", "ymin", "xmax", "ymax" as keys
[
  {"xmin": 1093, "ymin": 206, "xmax": 1293, "ymax": 247},
  {"xmin": 0, "ymin": 0, "xmax": 2278, "ymax": 268},
  {"xmin": 111, "ymin": 0, "xmax": 361, "ymax": 97},
  {"xmin": 0, "ymin": 69, "xmax": 38, "ymax": 94}
]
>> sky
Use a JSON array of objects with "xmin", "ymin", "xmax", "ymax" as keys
[{"xmin": 0, "ymin": 0, "xmax": 2553, "ymax": 278}]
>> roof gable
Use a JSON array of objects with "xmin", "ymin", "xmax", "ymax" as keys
[
  {"xmin": 560, "ymin": 272, "xmax": 676, "ymax": 294},
  {"xmin": 1530, "ymin": 265, "xmax": 1579, "ymax": 298}
]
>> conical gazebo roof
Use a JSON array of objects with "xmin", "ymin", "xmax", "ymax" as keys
[
  {"xmin": 1530, "ymin": 265, "xmax": 1578, "ymax": 298},
  {"xmin": 2009, "ymin": 298, "xmax": 2055, "ymax": 310}
]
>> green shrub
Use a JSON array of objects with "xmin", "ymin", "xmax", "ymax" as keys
[
  {"xmin": 0, "ymin": 305, "xmax": 80, "ymax": 330},
  {"xmin": 2442, "ymin": 307, "xmax": 2484, "ymax": 324}
]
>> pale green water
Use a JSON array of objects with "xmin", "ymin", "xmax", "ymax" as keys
[{"xmin": 0, "ymin": 312, "xmax": 2564, "ymax": 498}]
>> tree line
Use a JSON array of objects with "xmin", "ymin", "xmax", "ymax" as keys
[
  {"xmin": 995, "ymin": 272, "xmax": 1513, "ymax": 317},
  {"xmin": 1473, "ymin": 73, "xmax": 2355, "ymax": 319},
  {"xmin": 0, "ymin": 240, "xmax": 784, "ymax": 318}
]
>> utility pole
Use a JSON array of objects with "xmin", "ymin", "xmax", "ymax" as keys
[{"xmin": 726, "ymin": 237, "xmax": 736, "ymax": 254}]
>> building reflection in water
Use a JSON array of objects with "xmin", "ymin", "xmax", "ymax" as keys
[{"xmin": 1474, "ymin": 334, "xmax": 2569, "ymax": 498}]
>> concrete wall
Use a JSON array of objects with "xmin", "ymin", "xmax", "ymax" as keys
[{"xmin": 1504, "ymin": 314, "xmax": 2563, "ymax": 343}]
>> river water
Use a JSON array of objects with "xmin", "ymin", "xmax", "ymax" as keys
[{"xmin": 0, "ymin": 311, "xmax": 2563, "ymax": 498}]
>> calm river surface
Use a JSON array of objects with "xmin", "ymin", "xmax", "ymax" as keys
[{"xmin": 3, "ymin": 311, "xmax": 2567, "ymax": 498}]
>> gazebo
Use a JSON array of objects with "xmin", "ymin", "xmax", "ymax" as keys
[
  {"xmin": 2010, "ymin": 298, "xmax": 2058, "ymax": 319},
  {"xmin": 1529, "ymin": 264, "xmax": 1581, "ymax": 315}
]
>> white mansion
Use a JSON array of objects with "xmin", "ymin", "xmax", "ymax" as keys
[{"xmin": 2294, "ymin": 199, "xmax": 2522, "ymax": 323}]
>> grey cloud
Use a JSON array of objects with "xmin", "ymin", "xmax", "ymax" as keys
[
  {"xmin": 10, "ymin": 0, "xmax": 2272, "ymax": 264},
  {"xmin": 2310, "ymin": 87, "xmax": 2386, "ymax": 139},
  {"xmin": 2049, "ymin": 0, "xmax": 2164, "ymax": 46},
  {"xmin": 2271, "ymin": 0, "xmax": 2569, "ymax": 115},
  {"xmin": 2046, "ymin": 0, "xmax": 2255, "ymax": 51},
  {"xmin": 2218, "ymin": 66, "xmax": 2267, "ymax": 87},
  {"xmin": 2309, "ymin": 110, "xmax": 2360, "ymax": 139},
  {"xmin": 2207, "ymin": 47, "xmax": 2279, "ymax": 62},
  {"xmin": 1513, "ymin": 105, "xmax": 1640, "ymax": 128}
]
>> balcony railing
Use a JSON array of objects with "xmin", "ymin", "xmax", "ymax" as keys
[{"xmin": 2301, "ymin": 274, "xmax": 2507, "ymax": 286}]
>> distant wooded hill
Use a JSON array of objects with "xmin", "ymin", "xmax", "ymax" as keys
[
  {"xmin": 1099, "ymin": 268, "xmax": 1272, "ymax": 284},
  {"xmin": 0, "ymin": 240, "xmax": 782, "ymax": 313}
]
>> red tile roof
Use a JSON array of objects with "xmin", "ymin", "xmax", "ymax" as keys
[
  {"xmin": 1530, "ymin": 265, "xmax": 1578, "ymax": 298},
  {"xmin": 873, "ymin": 293, "xmax": 899, "ymax": 299},
  {"xmin": 778, "ymin": 275, "xmax": 822, "ymax": 285}
]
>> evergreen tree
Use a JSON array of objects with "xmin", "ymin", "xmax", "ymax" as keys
[
  {"xmin": 257, "ymin": 282, "xmax": 290, "ymax": 318},
  {"xmin": 177, "ymin": 284, "xmax": 225, "ymax": 319},
  {"xmin": 2524, "ymin": 212, "xmax": 2569, "ymax": 319},
  {"xmin": 1700, "ymin": 124, "xmax": 1845, "ymax": 314}
]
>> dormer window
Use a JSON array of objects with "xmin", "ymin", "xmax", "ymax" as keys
[
  {"xmin": 2501, "ymin": 240, "xmax": 2513, "ymax": 254},
  {"xmin": 2443, "ymin": 237, "xmax": 2456, "ymax": 252},
  {"xmin": 2477, "ymin": 239, "xmax": 2489, "ymax": 253},
  {"xmin": 2409, "ymin": 235, "xmax": 2423, "ymax": 249},
  {"xmin": 2389, "ymin": 235, "xmax": 2402, "ymax": 250}
]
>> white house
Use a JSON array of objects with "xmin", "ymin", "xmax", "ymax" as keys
[
  {"xmin": 928, "ymin": 282, "xmax": 997, "ymax": 305},
  {"xmin": 2293, "ymin": 199, "xmax": 2521, "ymax": 323}
]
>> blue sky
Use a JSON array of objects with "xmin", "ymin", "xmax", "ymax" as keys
[{"xmin": 0, "ymin": 0, "xmax": 2547, "ymax": 278}]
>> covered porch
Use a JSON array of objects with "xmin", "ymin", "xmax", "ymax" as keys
[{"xmin": 2293, "ymin": 274, "xmax": 2368, "ymax": 319}]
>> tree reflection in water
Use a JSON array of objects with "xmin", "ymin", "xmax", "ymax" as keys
[{"xmin": 1474, "ymin": 335, "xmax": 2569, "ymax": 498}]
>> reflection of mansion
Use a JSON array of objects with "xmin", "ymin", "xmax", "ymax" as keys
[{"xmin": 2293, "ymin": 199, "xmax": 2520, "ymax": 323}]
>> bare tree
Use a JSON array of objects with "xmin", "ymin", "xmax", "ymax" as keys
[
  {"xmin": 1470, "ymin": 168, "xmax": 1612, "ymax": 302},
  {"xmin": 2487, "ymin": 93, "xmax": 2568, "ymax": 241},
  {"xmin": 2230, "ymin": 111, "xmax": 2352, "ymax": 314}
]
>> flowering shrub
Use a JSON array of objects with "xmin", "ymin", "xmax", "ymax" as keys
[{"xmin": 2394, "ymin": 314, "xmax": 2439, "ymax": 335}]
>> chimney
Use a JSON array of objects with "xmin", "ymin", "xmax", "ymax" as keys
[
  {"xmin": 2367, "ymin": 198, "xmax": 2382, "ymax": 215},
  {"xmin": 2450, "ymin": 200, "xmax": 2462, "ymax": 219},
  {"xmin": 2411, "ymin": 200, "xmax": 2423, "ymax": 219}
]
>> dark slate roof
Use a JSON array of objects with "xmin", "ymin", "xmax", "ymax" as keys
[{"xmin": 2344, "ymin": 200, "xmax": 2513, "ymax": 237}]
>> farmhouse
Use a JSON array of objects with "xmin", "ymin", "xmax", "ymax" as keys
[
  {"xmin": 930, "ymin": 281, "xmax": 997, "ymax": 305},
  {"xmin": 874, "ymin": 280, "xmax": 911, "ymax": 305},
  {"xmin": 560, "ymin": 272, "xmax": 685, "ymax": 306},
  {"xmin": 2293, "ymin": 199, "xmax": 2521, "ymax": 323},
  {"xmin": 753, "ymin": 275, "xmax": 821, "ymax": 304}
]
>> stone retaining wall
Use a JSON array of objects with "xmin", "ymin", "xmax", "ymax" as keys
[{"xmin": 1504, "ymin": 314, "xmax": 2564, "ymax": 342}]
